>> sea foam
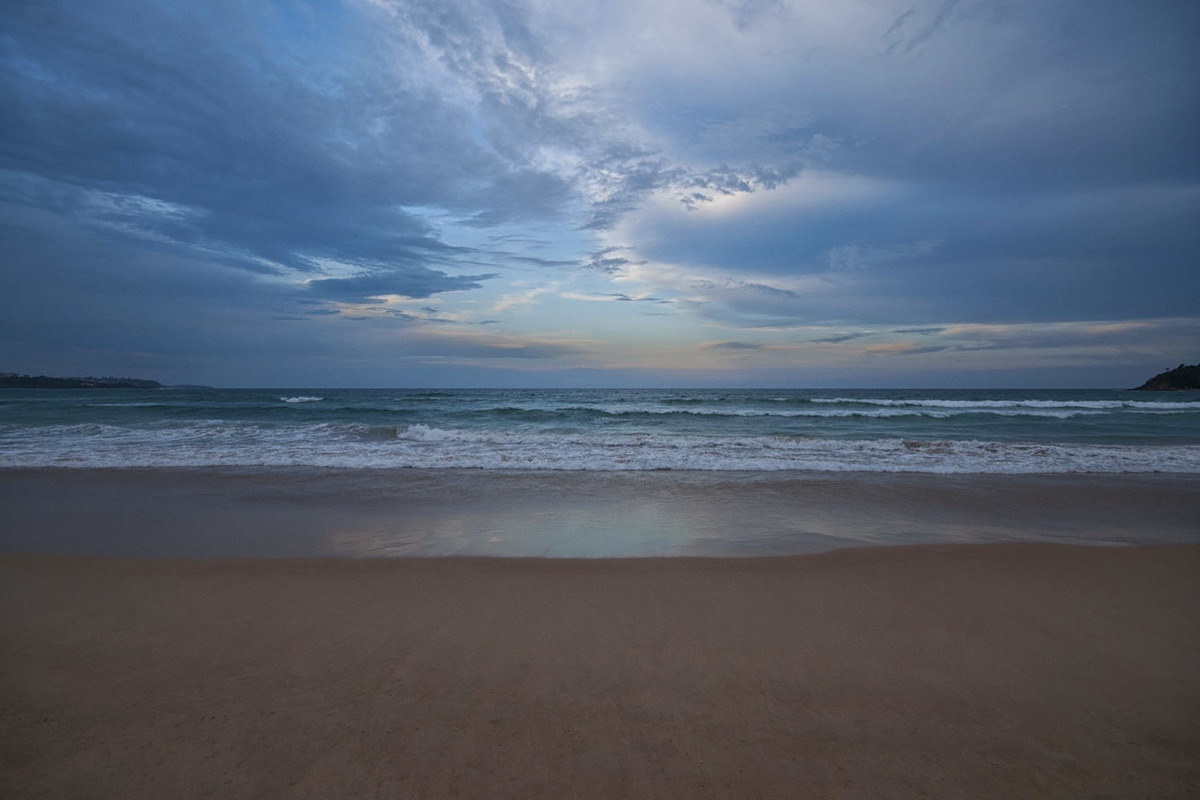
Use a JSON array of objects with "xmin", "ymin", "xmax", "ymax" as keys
[
  {"xmin": 3, "ymin": 420, "xmax": 1199, "ymax": 473},
  {"xmin": 3, "ymin": 387, "xmax": 1198, "ymax": 473}
]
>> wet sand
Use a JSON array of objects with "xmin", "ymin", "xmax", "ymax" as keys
[
  {"xmin": 3, "ymin": 545, "xmax": 1198, "ymax": 798},
  {"xmin": 2, "ymin": 467, "xmax": 1199, "ymax": 557}
]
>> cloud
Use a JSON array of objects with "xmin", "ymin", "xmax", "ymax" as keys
[
  {"xmin": 814, "ymin": 332, "xmax": 871, "ymax": 344},
  {"xmin": 932, "ymin": 319, "xmax": 1200, "ymax": 354},
  {"xmin": 306, "ymin": 269, "xmax": 496, "ymax": 304},
  {"xmin": 405, "ymin": 328, "xmax": 589, "ymax": 361},
  {"xmin": 885, "ymin": 0, "xmax": 962, "ymax": 55},
  {"xmin": 862, "ymin": 342, "xmax": 950, "ymax": 357},
  {"xmin": 492, "ymin": 285, "xmax": 555, "ymax": 312},
  {"xmin": 2, "ymin": 0, "xmax": 1197, "ymax": 386},
  {"xmin": 583, "ymin": 246, "xmax": 641, "ymax": 274},
  {"xmin": 894, "ymin": 327, "xmax": 947, "ymax": 336},
  {"xmin": 560, "ymin": 291, "xmax": 668, "ymax": 304},
  {"xmin": 0, "ymin": 0, "xmax": 570, "ymax": 296}
]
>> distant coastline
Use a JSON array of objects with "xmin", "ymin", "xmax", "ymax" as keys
[
  {"xmin": 0, "ymin": 373, "xmax": 163, "ymax": 389},
  {"xmin": 1133, "ymin": 363, "xmax": 1200, "ymax": 391}
]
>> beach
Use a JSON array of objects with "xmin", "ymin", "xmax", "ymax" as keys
[
  {"xmin": 3, "ymin": 545, "xmax": 1198, "ymax": 799},
  {"xmin": 3, "ymin": 467, "xmax": 1199, "ymax": 557},
  {"xmin": 2, "ymin": 469, "xmax": 1199, "ymax": 798},
  {"xmin": 6, "ymin": 0, "xmax": 1200, "ymax": 790}
]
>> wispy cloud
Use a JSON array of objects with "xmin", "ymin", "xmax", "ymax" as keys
[
  {"xmin": 1, "ymin": 0, "xmax": 1196, "ymax": 386},
  {"xmin": 492, "ymin": 285, "xmax": 555, "ymax": 313}
]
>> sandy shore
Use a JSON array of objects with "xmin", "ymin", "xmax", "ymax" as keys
[
  {"xmin": 2, "ymin": 545, "xmax": 1197, "ymax": 798},
  {"xmin": 3, "ymin": 468, "xmax": 1199, "ymax": 557}
]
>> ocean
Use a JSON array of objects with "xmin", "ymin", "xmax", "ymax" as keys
[{"xmin": 2, "ymin": 387, "xmax": 1199, "ymax": 473}]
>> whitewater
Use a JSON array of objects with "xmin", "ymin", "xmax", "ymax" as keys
[{"xmin": 1, "ymin": 387, "xmax": 1198, "ymax": 473}]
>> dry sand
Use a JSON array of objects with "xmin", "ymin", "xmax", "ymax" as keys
[{"xmin": 2, "ymin": 545, "xmax": 1197, "ymax": 798}]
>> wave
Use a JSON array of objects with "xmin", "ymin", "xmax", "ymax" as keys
[
  {"xmin": 811, "ymin": 397, "xmax": 1200, "ymax": 411},
  {"xmin": 3, "ymin": 421, "xmax": 1198, "ymax": 473},
  {"xmin": 459, "ymin": 404, "xmax": 1108, "ymax": 421},
  {"xmin": 85, "ymin": 402, "xmax": 174, "ymax": 408},
  {"xmin": 280, "ymin": 396, "xmax": 324, "ymax": 404}
]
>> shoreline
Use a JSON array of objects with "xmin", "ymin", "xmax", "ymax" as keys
[
  {"xmin": 3, "ymin": 466, "xmax": 1198, "ymax": 558},
  {"xmin": 3, "ymin": 544, "xmax": 1198, "ymax": 798}
]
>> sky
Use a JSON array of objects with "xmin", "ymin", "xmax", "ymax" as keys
[{"xmin": 1, "ymin": 0, "xmax": 1197, "ymax": 388}]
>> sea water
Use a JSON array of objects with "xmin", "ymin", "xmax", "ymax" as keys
[{"xmin": 1, "ymin": 387, "xmax": 1199, "ymax": 473}]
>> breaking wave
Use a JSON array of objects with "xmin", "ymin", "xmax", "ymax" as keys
[{"xmin": 2, "ymin": 421, "xmax": 1199, "ymax": 473}]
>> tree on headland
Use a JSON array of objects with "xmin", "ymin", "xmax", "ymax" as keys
[
  {"xmin": 0, "ymin": 373, "xmax": 163, "ymax": 389},
  {"xmin": 1132, "ymin": 363, "xmax": 1200, "ymax": 391}
]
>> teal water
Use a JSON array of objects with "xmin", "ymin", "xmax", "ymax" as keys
[{"xmin": 2, "ymin": 388, "xmax": 1199, "ymax": 472}]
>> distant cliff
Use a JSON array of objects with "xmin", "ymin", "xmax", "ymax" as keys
[
  {"xmin": 0, "ymin": 373, "xmax": 163, "ymax": 389},
  {"xmin": 1132, "ymin": 363, "xmax": 1200, "ymax": 391}
]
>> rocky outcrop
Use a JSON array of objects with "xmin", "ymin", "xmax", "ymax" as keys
[
  {"xmin": 1132, "ymin": 363, "xmax": 1200, "ymax": 391},
  {"xmin": 0, "ymin": 373, "xmax": 163, "ymax": 389}
]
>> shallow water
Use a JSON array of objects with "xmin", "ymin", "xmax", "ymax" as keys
[
  {"xmin": 4, "ymin": 387, "xmax": 1200, "ymax": 473},
  {"xmin": 3, "ymin": 468, "xmax": 1197, "ymax": 558}
]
